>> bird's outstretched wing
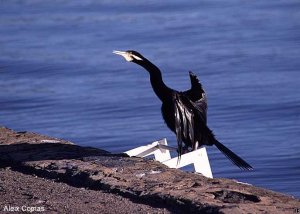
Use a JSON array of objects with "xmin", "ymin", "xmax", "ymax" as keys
[
  {"xmin": 173, "ymin": 92, "xmax": 199, "ymax": 156},
  {"xmin": 183, "ymin": 71, "xmax": 207, "ymax": 124},
  {"xmin": 183, "ymin": 71, "xmax": 205, "ymax": 100},
  {"xmin": 172, "ymin": 92, "xmax": 253, "ymax": 170},
  {"xmin": 189, "ymin": 71, "xmax": 204, "ymax": 92}
]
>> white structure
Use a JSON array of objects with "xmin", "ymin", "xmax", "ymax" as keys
[{"xmin": 125, "ymin": 138, "xmax": 213, "ymax": 178}]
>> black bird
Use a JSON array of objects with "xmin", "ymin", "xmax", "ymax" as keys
[{"xmin": 113, "ymin": 50, "xmax": 253, "ymax": 170}]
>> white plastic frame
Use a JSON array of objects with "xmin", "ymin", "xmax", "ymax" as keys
[{"xmin": 125, "ymin": 138, "xmax": 213, "ymax": 178}]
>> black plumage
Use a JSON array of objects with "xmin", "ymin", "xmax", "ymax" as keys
[{"xmin": 113, "ymin": 50, "xmax": 253, "ymax": 170}]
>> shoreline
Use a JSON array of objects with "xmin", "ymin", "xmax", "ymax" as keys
[{"xmin": 0, "ymin": 126, "xmax": 299, "ymax": 213}]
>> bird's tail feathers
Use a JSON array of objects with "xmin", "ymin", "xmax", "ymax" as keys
[{"xmin": 213, "ymin": 139, "xmax": 253, "ymax": 170}]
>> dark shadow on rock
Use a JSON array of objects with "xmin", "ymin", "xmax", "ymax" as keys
[
  {"xmin": 213, "ymin": 190, "xmax": 261, "ymax": 203},
  {"xmin": 0, "ymin": 143, "xmax": 114, "ymax": 164}
]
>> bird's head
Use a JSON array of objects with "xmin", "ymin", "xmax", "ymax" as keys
[{"xmin": 113, "ymin": 50, "xmax": 144, "ymax": 63}]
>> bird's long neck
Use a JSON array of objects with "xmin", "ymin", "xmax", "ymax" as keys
[{"xmin": 136, "ymin": 59, "xmax": 172, "ymax": 102}]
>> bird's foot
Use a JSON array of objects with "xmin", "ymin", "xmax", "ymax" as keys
[
  {"xmin": 182, "ymin": 146, "xmax": 190, "ymax": 154},
  {"xmin": 177, "ymin": 146, "xmax": 190, "ymax": 155}
]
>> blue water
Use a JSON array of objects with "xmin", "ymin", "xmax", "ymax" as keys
[{"xmin": 1, "ymin": 0, "xmax": 300, "ymax": 198}]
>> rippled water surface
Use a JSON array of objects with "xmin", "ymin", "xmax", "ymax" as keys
[{"xmin": 1, "ymin": 0, "xmax": 300, "ymax": 198}]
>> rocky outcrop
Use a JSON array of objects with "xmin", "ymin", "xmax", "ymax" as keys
[{"xmin": 0, "ymin": 127, "xmax": 299, "ymax": 213}]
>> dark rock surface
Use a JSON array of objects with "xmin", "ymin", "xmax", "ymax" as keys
[
  {"xmin": 0, "ymin": 127, "xmax": 299, "ymax": 213},
  {"xmin": 0, "ymin": 168, "xmax": 171, "ymax": 214}
]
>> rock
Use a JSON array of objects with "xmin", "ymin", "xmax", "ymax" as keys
[{"xmin": 0, "ymin": 126, "xmax": 299, "ymax": 213}]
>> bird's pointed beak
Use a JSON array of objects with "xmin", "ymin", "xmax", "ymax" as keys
[{"xmin": 113, "ymin": 50, "xmax": 127, "ymax": 56}]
